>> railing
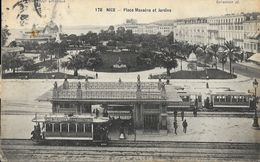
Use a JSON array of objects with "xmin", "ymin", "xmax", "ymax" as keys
[
  {"xmin": 63, "ymin": 82, "xmax": 159, "ymax": 90},
  {"xmin": 55, "ymin": 89, "xmax": 163, "ymax": 100}
]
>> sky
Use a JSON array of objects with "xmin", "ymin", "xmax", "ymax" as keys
[{"xmin": 2, "ymin": 0, "xmax": 260, "ymax": 29}]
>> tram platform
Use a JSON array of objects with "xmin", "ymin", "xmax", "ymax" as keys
[{"xmin": 108, "ymin": 116, "xmax": 260, "ymax": 143}]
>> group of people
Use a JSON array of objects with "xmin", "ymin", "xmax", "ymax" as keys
[{"xmin": 173, "ymin": 110, "xmax": 188, "ymax": 135}]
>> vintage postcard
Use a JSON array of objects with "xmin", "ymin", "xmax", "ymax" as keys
[{"xmin": 1, "ymin": 0, "xmax": 260, "ymax": 161}]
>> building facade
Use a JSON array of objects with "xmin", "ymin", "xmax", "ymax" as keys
[
  {"xmin": 174, "ymin": 18, "xmax": 209, "ymax": 45},
  {"xmin": 121, "ymin": 19, "xmax": 174, "ymax": 36},
  {"xmin": 15, "ymin": 21, "xmax": 62, "ymax": 44},
  {"xmin": 39, "ymin": 77, "xmax": 202, "ymax": 132},
  {"xmin": 173, "ymin": 12, "xmax": 260, "ymax": 56}
]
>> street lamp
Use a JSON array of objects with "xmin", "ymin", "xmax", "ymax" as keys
[{"xmin": 252, "ymin": 79, "xmax": 259, "ymax": 128}]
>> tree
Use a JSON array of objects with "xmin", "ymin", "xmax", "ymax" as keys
[
  {"xmin": 223, "ymin": 41, "xmax": 240, "ymax": 74},
  {"xmin": 22, "ymin": 58, "xmax": 35, "ymax": 71},
  {"xmin": 1, "ymin": 25, "xmax": 11, "ymax": 47},
  {"xmin": 2, "ymin": 52, "xmax": 23, "ymax": 73},
  {"xmin": 65, "ymin": 55, "xmax": 84, "ymax": 76},
  {"xmin": 207, "ymin": 44, "xmax": 220, "ymax": 69},
  {"xmin": 218, "ymin": 52, "xmax": 227, "ymax": 71},
  {"xmin": 156, "ymin": 50, "xmax": 178, "ymax": 76}
]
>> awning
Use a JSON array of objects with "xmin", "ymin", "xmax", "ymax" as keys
[{"xmin": 248, "ymin": 53, "xmax": 260, "ymax": 63}]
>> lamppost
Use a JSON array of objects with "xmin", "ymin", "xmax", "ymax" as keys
[{"xmin": 252, "ymin": 79, "xmax": 259, "ymax": 128}]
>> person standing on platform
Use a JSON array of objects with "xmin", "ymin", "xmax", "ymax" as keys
[
  {"xmin": 181, "ymin": 111, "xmax": 184, "ymax": 121},
  {"xmin": 173, "ymin": 120, "xmax": 178, "ymax": 135},
  {"xmin": 182, "ymin": 119, "xmax": 188, "ymax": 133}
]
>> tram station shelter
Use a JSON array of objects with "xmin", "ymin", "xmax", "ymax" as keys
[{"xmin": 38, "ymin": 76, "xmax": 200, "ymax": 132}]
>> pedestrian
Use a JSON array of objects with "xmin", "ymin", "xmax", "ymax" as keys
[
  {"xmin": 174, "ymin": 110, "xmax": 177, "ymax": 118},
  {"xmin": 181, "ymin": 111, "xmax": 184, "ymax": 121},
  {"xmin": 96, "ymin": 73, "xmax": 98, "ymax": 79},
  {"xmin": 193, "ymin": 109, "xmax": 197, "ymax": 117},
  {"xmin": 182, "ymin": 119, "xmax": 188, "ymax": 133},
  {"xmin": 173, "ymin": 120, "xmax": 178, "ymax": 135},
  {"xmin": 95, "ymin": 109, "xmax": 99, "ymax": 117}
]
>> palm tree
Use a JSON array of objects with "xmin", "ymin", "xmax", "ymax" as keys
[
  {"xmin": 207, "ymin": 44, "xmax": 220, "ymax": 69},
  {"xmin": 223, "ymin": 41, "xmax": 240, "ymax": 74},
  {"xmin": 218, "ymin": 52, "xmax": 227, "ymax": 71},
  {"xmin": 65, "ymin": 55, "xmax": 83, "ymax": 76}
]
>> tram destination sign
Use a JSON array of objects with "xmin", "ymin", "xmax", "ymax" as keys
[{"xmin": 45, "ymin": 116, "xmax": 93, "ymax": 123}]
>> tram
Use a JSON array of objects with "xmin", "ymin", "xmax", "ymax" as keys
[
  {"xmin": 210, "ymin": 91, "xmax": 251, "ymax": 111},
  {"xmin": 31, "ymin": 114, "xmax": 111, "ymax": 145}
]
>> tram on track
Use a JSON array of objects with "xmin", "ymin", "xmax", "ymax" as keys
[
  {"xmin": 210, "ymin": 91, "xmax": 251, "ymax": 111},
  {"xmin": 31, "ymin": 114, "xmax": 111, "ymax": 145}
]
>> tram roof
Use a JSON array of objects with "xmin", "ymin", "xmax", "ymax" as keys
[
  {"xmin": 211, "ymin": 91, "xmax": 249, "ymax": 96},
  {"xmin": 32, "ymin": 114, "xmax": 110, "ymax": 123}
]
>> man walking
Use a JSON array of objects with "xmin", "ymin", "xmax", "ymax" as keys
[
  {"xmin": 181, "ymin": 111, "xmax": 184, "ymax": 121},
  {"xmin": 173, "ymin": 120, "xmax": 178, "ymax": 135},
  {"xmin": 182, "ymin": 119, "xmax": 188, "ymax": 133}
]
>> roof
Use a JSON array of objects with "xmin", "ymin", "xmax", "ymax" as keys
[
  {"xmin": 212, "ymin": 91, "xmax": 249, "ymax": 96},
  {"xmin": 248, "ymin": 53, "xmax": 260, "ymax": 63},
  {"xmin": 37, "ymin": 81, "xmax": 182, "ymax": 103},
  {"xmin": 32, "ymin": 114, "xmax": 109, "ymax": 123}
]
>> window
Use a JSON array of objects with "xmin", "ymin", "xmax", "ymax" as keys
[
  {"xmin": 77, "ymin": 123, "xmax": 84, "ymax": 132},
  {"xmin": 85, "ymin": 124, "xmax": 92, "ymax": 133},
  {"xmin": 226, "ymin": 96, "xmax": 231, "ymax": 102},
  {"xmin": 54, "ymin": 123, "xmax": 60, "ymax": 132},
  {"xmin": 69, "ymin": 123, "xmax": 76, "ymax": 133},
  {"xmin": 46, "ymin": 123, "xmax": 52, "ymax": 132},
  {"xmin": 61, "ymin": 123, "xmax": 68, "ymax": 132}
]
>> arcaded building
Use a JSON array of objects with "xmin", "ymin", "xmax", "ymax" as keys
[{"xmin": 38, "ymin": 76, "xmax": 202, "ymax": 132}]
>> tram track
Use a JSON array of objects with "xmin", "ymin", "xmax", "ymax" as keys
[{"xmin": 1, "ymin": 139, "xmax": 259, "ymax": 161}]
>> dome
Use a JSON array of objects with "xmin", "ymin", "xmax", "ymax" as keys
[
  {"xmin": 43, "ymin": 20, "xmax": 59, "ymax": 34},
  {"xmin": 188, "ymin": 51, "xmax": 197, "ymax": 62}
]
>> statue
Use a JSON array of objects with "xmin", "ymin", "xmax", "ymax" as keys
[
  {"xmin": 63, "ymin": 76, "xmax": 69, "ymax": 89},
  {"xmin": 77, "ymin": 81, "xmax": 81, "ymax": 89},
  {"xmin": 137, "ymin": 74, "xmax": 140, "ymax": 82},
  {"xmin": 54, "ymin": 81, "xmax": 57, "ymax": 89}
]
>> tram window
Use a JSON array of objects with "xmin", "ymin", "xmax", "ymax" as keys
[
  {"xmin": 214, "ymin": 96, "xmax": 218, "ymax": 102},
  {"xmin": 226, "ymin": 96, "xmax": 231, "ymax": 102},
  {"xmin": 54, "ymin": 123, "xmax": 60, "ymax": 132},
  {"xmin": 220, "ymin": 96, "xmax": 225, "ymax": 102},
  {"xmin": 238, "ymin": 96, "xmax": 243, "ymax": 102},
  {"xmin": 85, "ymin": 124, "xmax": 92, "ymax": 132},
  {"xmin": 62, "ymin": 123, "xmax": 68, "ymax": 132},
  {"xmin": 231, "ymin": 96, "xmax": 236, "ymax": 102},
  {"xmin": 46, "ymin": 123, "xmax": 52, "ymax": 132},
  {"xmin": 69, "ymin": 123, "xmax": 76, "ymax": 133},
  {"xmin": 77, "ymin": 123, "xmax": 84, "ymax": 132}
]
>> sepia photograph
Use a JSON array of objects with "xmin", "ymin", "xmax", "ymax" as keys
[{"xmin": 1, "ymin": 0, "xmax": 260, "ymax": 161}]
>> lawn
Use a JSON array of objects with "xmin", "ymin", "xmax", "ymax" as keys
[
  {"xmin": 151, "ymin": 69, "xmax": 236, "ymax": 79},
  {"xmin": 2, "ymin": 72, "xmax": 92, "ymax": 79},
  {"xmin": 90, "ymin": 52, "xmax": 155, "ymax": 72}
]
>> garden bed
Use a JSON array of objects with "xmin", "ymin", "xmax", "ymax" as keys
[
  {"xmin": 150, "ymin": 69, "xmax": 236, "ymax": 79},
  {"xmin": 2, "ymin": 72, "xmax": 92, "ymax": 79}
]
